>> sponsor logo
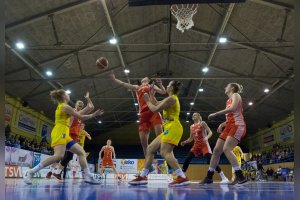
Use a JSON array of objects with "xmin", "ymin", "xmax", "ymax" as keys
[
  {"xmin": 163, "ymin": 130, "xmax": 169, "ymax": 135},
  {"xmin": 121, "ymin": 160, "xmax": 134, "ymax": 165},
  {"xmin": 5, "ymin": 165, "xmax": 22, "ymax": 178}
]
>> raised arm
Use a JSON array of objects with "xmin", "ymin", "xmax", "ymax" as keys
[
  {"xmin": 143, "ymin": 93, "xmax": 175, "ymax": 113},
  {"xmin": 208, "ymin": 93, "xmax": 241, "ymax": 119},
  {"xmin": 62, "ymin": 104, "xmax": 104, "ymax": 121},
  {"xmin": 78, "ymin": 91, "xmax": 95, "ymax": 115},
  {"xmin": 180, "ymin": 125, "xmax": 194, "ymax": 146},
  {"xmin": 110, "ymin": 71, "xmax": 138, "ymax": 91},
  {"xmin": 153, "ymin": 79, "xmax": 166, "ymax": 95}
]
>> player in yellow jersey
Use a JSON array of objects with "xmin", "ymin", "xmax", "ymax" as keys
[
  {"xmin": 231, "ymin": 145, "xmax": 243, "ymax": 181},
  {"xmin": 78, "ymin": 124, "xmax": 92, "ymax": 149},
  {"xmin": 129, "ymin": 80, "xmax": 190, "ymax": 187},
  {"xmin": 23, "ymin": 89, "xmax": 103, "ymax": 185}
]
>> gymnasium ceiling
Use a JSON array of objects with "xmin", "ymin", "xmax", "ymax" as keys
[{"xmin": 4, "ymin": 0, "xmax": 294, "ymax": 136}]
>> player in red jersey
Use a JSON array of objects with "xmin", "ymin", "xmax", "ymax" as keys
[
  {"xmin": 99, "ymin": 139, "xmax": 120, "ymax": 180},
  {"xmin": 181, "ymin": 113, "xmax": 229, "ymax": 184},
  {"xmin": 48, "ymin": 91, "xmax": 95, "ymax": 181},
  {"xmin": 200, "ymin": 83, "xmax": 247, "ymax": 185},
  {"xmin": 110, "ymin": 71, "xmax": 166, "ymax": 156}
]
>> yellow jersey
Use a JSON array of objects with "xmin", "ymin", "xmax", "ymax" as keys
[
  {"xmin": 55, "ymin": 102, "xmax": 70, "ymax": 126},
  {"xmin": 163, "ymin": 95, "xmax": 180, "ymax": 121}
]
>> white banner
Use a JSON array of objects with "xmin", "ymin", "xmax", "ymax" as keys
[
  {"xmin": 5, "ymin": 146, "xmax": 12, "ymax": 164},
  {"xmin": 9, "ymin": 147, "xmax": 34, "ymax": 167},
  {"xmin": 18, "ymin": 111, "xmax": 37, "ymax": 133},
  {"xmin": 116, "ymin": 159, "xmax": 138, "ymax": 174}
]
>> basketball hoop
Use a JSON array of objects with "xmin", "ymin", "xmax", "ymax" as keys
[{"xmin": 171, "ymin": 4, "xmax": 198, "ymax": 33}]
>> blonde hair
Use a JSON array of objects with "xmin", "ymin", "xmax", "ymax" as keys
[
  {"xmin": 50, "ymin": 89, "xmax": 66, "ymax": 103},
  {"xmin": 229, "ymin": 83, "xmax": 243, "ymax": 94}
]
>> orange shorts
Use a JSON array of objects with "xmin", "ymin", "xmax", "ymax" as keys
[
  {"xmin": 102, "ymin": 159, "xmax": 114, "ymax": 167},
  {"xmin": 219, "ymin": 124, "xmax": 246, "ymax": 142},
  {"xmin": 191, "ymin": 142, "xmax": 212, "ymax": 157},
  {"xmin": 139, "ymin": 109, "xmax": 162, "ymax": 132}
]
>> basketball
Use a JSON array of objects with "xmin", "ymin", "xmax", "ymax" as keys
[{"xmin": 96, "ymin": 57, "xmax": 109, "ymax": 70}]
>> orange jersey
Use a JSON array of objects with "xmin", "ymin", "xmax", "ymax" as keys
[
  {"xmin": 191, "ymin": 123, "xmax": 207, "ymax": 145},
  {"xmin": 136, "ymin": 84, "xmax": 152, "ymax": 113},
  {"xmin": 69, "ymin": 114, "xmax": 82, "ymax": 136},
  {"xmin": 103, "ymin": 146, "xmax": 113, "ymax": 160},
  {"xmin": 225, "ymin": 98, "xmax": 245, "ymax": 126}
]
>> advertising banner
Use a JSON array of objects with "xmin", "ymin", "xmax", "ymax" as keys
[
  {"xmin": 9, "ymin": 147, "xmax": 34, "ymax": 167},
  {"xmin": 5, "ymin": 104, "xmax": 13, "ymax": 125},
  {"xmin": 5, "ymin": 165, "xmax": 23, "ymax": 178},
  {"xmin": 17, "ymin": 111, "xmax": 37, "ymax": 134},
  {"xmin": 279, "ymin": 122, "xmax": 293, "ymax": 142},
  {"xmin": 263, "ymin": 131, "xmax": 275, "ymax": 147},
  {"xmin": 116, "ymin": 159, "xmax": 138, "ymax": 174}
]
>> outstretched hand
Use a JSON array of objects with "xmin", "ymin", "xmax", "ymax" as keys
[
  {"xmin": 208, "ymin": 113, "xmax": 217, "ymax": 120},
  {"xmin": 94, "ymin": 109, "xmax": 104, "ymax": 116},
  {"xmin": 84, "ymin": 91, "xmax": 90, "ymax": 99}
]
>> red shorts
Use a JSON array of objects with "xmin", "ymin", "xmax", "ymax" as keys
[
  {"xmin": 69, "ymin": 133, "xmax": 79, "ymax": 143},
  {"xmin": 102, "ymin": 159, "xmax": 114, "ymax": 167},
  {"xmin": 219, "ymin": 124, "xmax": 246, "ymax": 142},
  {"xmin": 139, "ymin": 109, "xmax": 162, "ymax": 132},
  {"xmin": 191, "ymin": 142, "xmax": 212, "ymax": 157}
]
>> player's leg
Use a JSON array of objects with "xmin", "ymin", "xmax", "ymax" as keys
[
  {"xmin": 24, "ymin": 145, "xmax": 66, "ymax": 184},
  {"xmin": 182, "ymin": 151, "xmax": 195, "ymax": 173},
  {"xmin": 69, "ymin": 143, "xmax": 100, "ymax": 184},
  {"xmin": 200, "ymin": 138, "xmax": 225, "ymax": 184}
]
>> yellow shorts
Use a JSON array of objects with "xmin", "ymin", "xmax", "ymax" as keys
[
  {"xmin": 160, "ymin": 120, "xmax": 183, "ymax": 146},
  {"xmin": 51, "ymin": 124, "xmax": 73, "ymax": 148}
]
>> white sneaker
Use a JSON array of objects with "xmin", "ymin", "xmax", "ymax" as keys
[
  {"xmin": 220, "ymin": 178, "xmax": 230, "ymax": 184},
  {"xmin": 84, "ymin": 173, "xmax": 101, "ymax": 185},
  {"xmin": 23, "ymin": 170, "xmax": 33, "ymax": 185}
]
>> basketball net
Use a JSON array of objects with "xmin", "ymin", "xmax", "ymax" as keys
[{"xmin": 171, "ymin": 4, "xmax": 198, "ymax": 33}]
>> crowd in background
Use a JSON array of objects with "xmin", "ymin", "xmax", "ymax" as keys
[
  {"xmin": 5, "ymin": 124, "xmax": 53, "ymax": 155},
  {"xmin": 250, "ymin": 143, "xmax": 294, "ymax": 164}
]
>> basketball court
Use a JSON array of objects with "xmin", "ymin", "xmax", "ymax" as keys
[
  {"xmin": 4, "ymin": 0, "xmax": 295, "ymax": 199},
  {"xmin": 5, "ymin": 179, "xmax": 294, "ymax": 200}
]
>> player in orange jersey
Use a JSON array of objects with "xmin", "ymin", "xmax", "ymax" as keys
[
  {"xmin": 110, "ymin": 71, "xmax": 166, "ymax": 156},
  {"xmin": 99, "ymin": 139, "xmax": 120, "ymax": 181},
  {"xmin": 200, "ymin": 83, "xmax": 247, "ymax": 185},
  {"xmin": 181, "ymin": 113, "xmax": 229, "ymax": 184}
]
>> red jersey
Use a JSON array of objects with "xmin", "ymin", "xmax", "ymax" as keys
[
  {"xmin": 103, "ymin": 146, "xmax": 113, "ymax": 160},
  {"xmin": 136, "ymin": 84, "xmax": 151, "ymax": 113},
  {"xmin": 225, "ymin": 97, "xmax": 245, "ymax": 126},
  {"xmin": 69, "ymin": 116, "xmax": 82, "ymax": 136},
  {"xmin": 191, "ymin": 123, "xmax": 207, "ymax": 145}
]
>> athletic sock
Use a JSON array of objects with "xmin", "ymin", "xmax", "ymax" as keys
[
  {"xmin": 233, "ymin": 166, "xmax": 241, "ymax": 172},
  {"xmin": 218, "ymin": 171, "xmax": 227, "ymax": 180},
  {"xmin": 208, "ymin": 167, "xmax": 215, "ymax": 172},
  {"xmin": 82, "ymin": 168, "xmax": 92, "ymax": 177},
  {"xmin": 140, "ymin": 168, "xmax": 149, "ymax": 177},
  {"xmin": 175, "ymin": 168, "xmax": 186, "ymax": 178},
  {"xmin": 30, "ymin": 163, "xmax": 44, "ymax": 174}
]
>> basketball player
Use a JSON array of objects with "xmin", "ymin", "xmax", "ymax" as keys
[
  {"xmin": 200, "ymin": 83, "xmax": 247, "ymax": 185},
  {"xmin": 99, "ymin": 139, "xmax": 121, "ymax": 180},
  {"xmin": 47, "ymin": 92, "xmax": 93, "ymax": 180},
  {"xmin": 231, "ymin": 145, "xmax": 244, "ymax": 181},
  {"xmin": 129, "ymin": 81, "xmax": 190, "ymax": 186},
  {"xmin": 181, "ymin": 112, "xmax": 229, "ymax": 184},
  {"xmin": 51, "ymin": 92, "xmax": 94, "ymax": 180},
  {"xmin": 23, "ymin": 89, "xmax": 103, "ymax": 185},
  {"xmin": 110, "ymin": 71, "xmax": 165, "ymax": 156}
]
